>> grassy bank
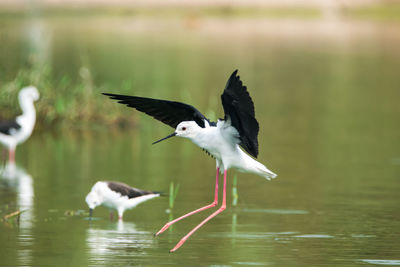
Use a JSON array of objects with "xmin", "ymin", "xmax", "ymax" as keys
[{"xmin": 0, "ymin": 65, "xmax": 136, "ymax": 129}]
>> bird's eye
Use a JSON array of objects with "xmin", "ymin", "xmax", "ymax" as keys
[{"xmin": 182, "ymin": 127, "xmax": 186, "ymax": 131}]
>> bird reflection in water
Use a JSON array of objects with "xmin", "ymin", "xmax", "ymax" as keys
[
  {"xmin": 86, "ymin": 220, "xmax": 155, "ymax": 264},
  {"xmin": 0, "ymin": 161, "xmax": 34, "ymax": 266}
]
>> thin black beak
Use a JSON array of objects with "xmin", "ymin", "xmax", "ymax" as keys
[
  {"xmin": 89, "ymin": 208, "xmax": 93, "ymax": 220},
  {"xmin": 152, "ymin": 132, "xmax": 177, "ymax": 145}
]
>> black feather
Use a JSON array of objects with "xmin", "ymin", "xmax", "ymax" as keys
[
  {"xmin": 107, "ymin": 181, "xmax": 157, "ymax": 199},
  {"xmin": 0, "ymin": 119, "xmax": 21, "ymax": 135},
  {"xmin": 103, "ymin": 94, "xmax": 209, "ymax": 128},
  {"xmin": 221, "ymin": 70, "xmax": 259, "ymax": 158},
  {"xmin": 103, "ymin": 70, "xmax": 260, "ymax": 158},
  {"xmin": 202, "ymin": 148, "xmax": 215, "ymax": 159}
]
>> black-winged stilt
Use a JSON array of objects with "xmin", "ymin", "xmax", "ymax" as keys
[
  {"xmin": 0, "ymin": 86, "xmax": 40, "ymax": 163},
  {"xmin": 103, "ymin": 70, "xmax": 277, "ymax": 252},
  {"xmin": 85, "ymin": 181, "xmax": 161, "ymax": 220}
]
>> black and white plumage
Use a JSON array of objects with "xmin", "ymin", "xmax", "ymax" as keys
[
  {"xmin": 221, "ymin": 71, "xmax": 259, "ymax": 158},
  {"xmin": 0, "ymin": 86, "xmax": 40, "ymax": 163},
  {"xmin": 103, "ymin": 70, "xmax": 277, "ymax": 252},
  {"xmin": 0, "ymin": 120, "xmax": 21, "ymax": 135},
  {"xmin": 85, "ymin": 181, "xmax": 160, "ymax": 220},
  {"xmin": 103, "ymin": 70, "xmax": 275, "ymax": 178}
]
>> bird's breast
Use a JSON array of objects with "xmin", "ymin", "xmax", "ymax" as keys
[{"xmin": 192, "ymin": 127, "xmax": 235, "ymax": 160}]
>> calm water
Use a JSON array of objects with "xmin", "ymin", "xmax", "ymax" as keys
[{"xmin": 1, "ymin": 13, "xmax": 400, "ymax": 266}]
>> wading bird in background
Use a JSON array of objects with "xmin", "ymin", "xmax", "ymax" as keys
[
  {"xmin": 86, "ymin": 181, "xmax": 161, "ymax": 220},
  {"xmin": 0, "ymin": 87, "xmax": 40, "ymax": 163},
  {"xmin": 103, "ymin": 70, "xmax": 277, "ymax": 252}
]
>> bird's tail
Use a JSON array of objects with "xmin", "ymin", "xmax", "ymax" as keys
[
  {"xmin": 235, "ymin": 149, "xmax": 278, "ymax": 180},
  {"xmin": 262, "ymin": 166, "xmax": 277, "ymax": 180},
  {"xmin": 244, "ymin": 154, "xmax": 277, "ymax": 180},
  {"xmin": 129, "ymin": 194, "xmax": 160, "ymax": 208}
]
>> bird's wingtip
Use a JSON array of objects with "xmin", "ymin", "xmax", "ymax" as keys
[
  {"xmin": 226, "ymin": 69, "xmax": 240, "ymax": 83},
  {"xmin": 102, "ymin": 93, "xmax": 120, "ymax": 99}
]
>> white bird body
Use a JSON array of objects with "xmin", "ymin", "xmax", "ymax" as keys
[
  {"xmin": 15, "ymin": 89, "xmax": 38, "ymax": 143},
  {"xmin": 86, "ymin": 181, "xmax": 160, "ymax": 219},
  {"xmin": 0, "ymin": 86, "xmax": 39, "ymax": 162},
  {"xmin": 95, "ymin": 182, "xmax": 159, "ymax": 212},
  {"xmin": 176, "ymin": 120, "xmax": 277, "ymax": 180}
]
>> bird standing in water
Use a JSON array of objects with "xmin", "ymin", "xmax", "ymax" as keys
[
  {"xmin": 0, "ymin": 86, "xmax": 40, "ymax": 163},
  {"xmin": 86, "ymin": 181, "xmax": 161, "ymax": 220},
  {"xmin": 104, "ymin": 70, "xmax": 277, "ymax": 252}
]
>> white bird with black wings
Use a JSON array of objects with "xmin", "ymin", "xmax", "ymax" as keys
[{"xmin": 103, "ymin": 70, "xmax": 277, "ymax": 252}]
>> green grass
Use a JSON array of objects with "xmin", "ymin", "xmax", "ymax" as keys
[
  {"xmin": 0, "ymin": 65, "xmax": 136, "ymax": 129},
  {"xmin": 232, "ymin": 174, "xmax": 238, "ymax": 207},
  {"xmin": 169, "ymin": 182, "xmax": 180, "ymax": 210}
]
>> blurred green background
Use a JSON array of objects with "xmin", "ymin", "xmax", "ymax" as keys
[{"xmin": 1, "ymin": 0, "xmax": 400, "ymax": 128}]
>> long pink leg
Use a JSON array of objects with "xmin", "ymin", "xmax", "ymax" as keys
[
  {"xmin": 155, "ymin": 168, "xmax": 220, "ymax": 236},
  {"xmin": 9, "ymin": 149, "xmax": 15, "ymax": 163},
  {"xmin": 170, "ymin": 169, "xmax": 227, "ymax": 253}
]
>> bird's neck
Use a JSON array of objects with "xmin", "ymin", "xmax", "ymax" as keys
[
  {"xmin": 17, "ymin": 96, "xmax": 36, "ymax": 131},
  {"xmin": 19, "ymin": 95, "xmax": 36, "ymax": 120}
]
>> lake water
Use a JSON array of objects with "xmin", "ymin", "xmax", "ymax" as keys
[{"xmin": 1, "ymin": 13, "xmax": 400, "ymax": 266}]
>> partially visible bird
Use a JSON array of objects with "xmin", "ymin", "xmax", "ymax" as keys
[
  {"xmin": 103, "ymin": 69, "xmax": 277, "ymax": 252},
  {"xmin": 0, "ymin": 86, "xmax": 40, "ymax": 163},
  {"xmin": 85, "ymin": 181, "xmax": 161, "ymax": 220}
]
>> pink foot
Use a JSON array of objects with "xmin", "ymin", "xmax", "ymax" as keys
[
  {"xmin": 169, "ymin": 169, "xmax": 227, "ymax": 252},
  {"xmin": 155, "ymin": 168, "xmax": 220, "ymax": 236}
]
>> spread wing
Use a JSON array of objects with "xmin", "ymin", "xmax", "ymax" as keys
[
  {"xmin": 221, "ymin": 70, "xmax": 259, "ymax": 158},
  {"xmin": 103, "ymin": 93, "xmax": 208, "ymax": 128}
]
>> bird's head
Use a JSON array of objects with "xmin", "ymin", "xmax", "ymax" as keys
[
  {"xmin": 152, "ymin": 121, "xmax": 200, "ymax": 145},
  {"xmin": 85, "ymin": 191, "xmax": 102, "ymax": 218},
  {"xmin": 175, "ymin": 121, "xmax": 201, "ymax": 138},
  {"xmin": 20, "ymin": 86, "xmax": 40, "ymax": 102}
]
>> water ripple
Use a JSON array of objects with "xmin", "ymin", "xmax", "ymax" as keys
[
  {"xmin": 361, "ymin": 260, "xmax": 400, "ymax": 265},
  {"xmin": 241, "ymin": 208, "xmax": 309, "ymax": 215},
  {"xmin": 293, "ymin": 234, "xmax": 334, "ymax": 238}
]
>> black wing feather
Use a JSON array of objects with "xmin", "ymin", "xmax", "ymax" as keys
[
  {"xmin": 103, "ymin": 93, "xmax": 208, "ymax": 128},
  {"xmin": 221, "ymin": 70, "xmax": 259, "ymax": 158},
  {"xmin": 0, "ymin": 119, "xmax": 21, "ymax": 135},
  {"xmin": 107, "ymin": 181, "xmax": 155, "ymax": 199}
]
